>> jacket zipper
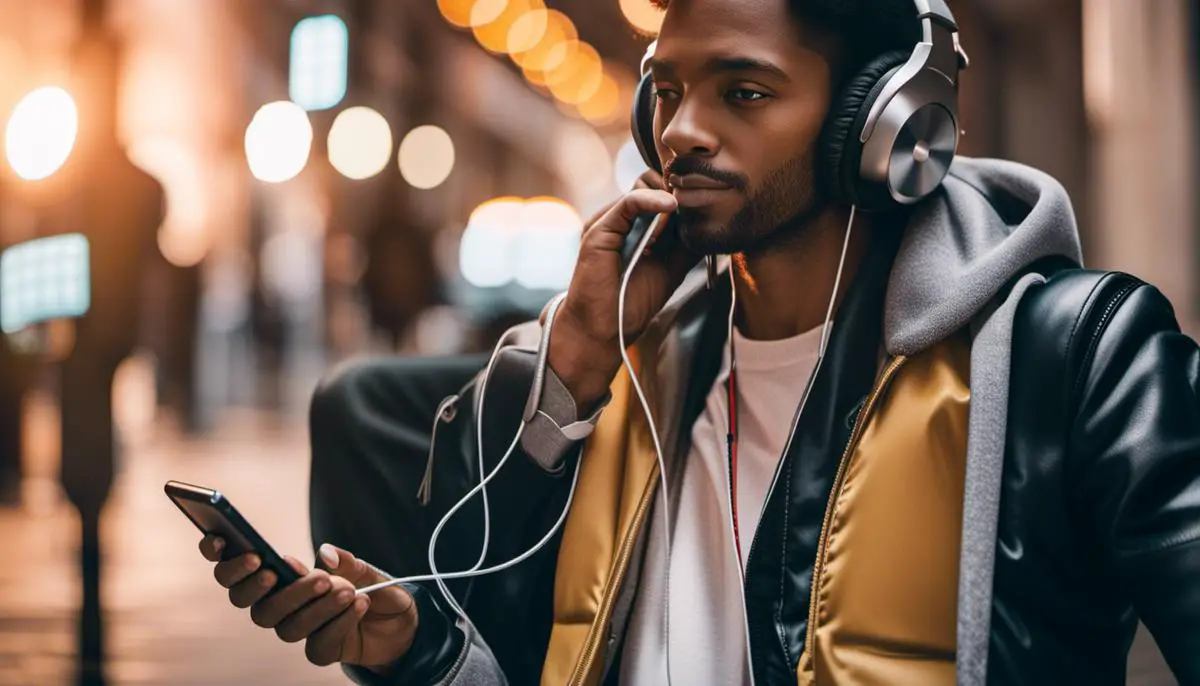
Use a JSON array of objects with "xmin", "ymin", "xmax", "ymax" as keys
[
  {"xmin": 802, "ymin": 356, "xmax": 907, "ymax": 670},
  {"xmin": 568, "ymin": 463, "xmax": 662, "ymax": 686}
]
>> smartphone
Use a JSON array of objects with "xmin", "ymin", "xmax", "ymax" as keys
[
  {"xmin": 621, "ymin": 212, "xmax": 678, "ymax": 270},
  {"xmin": 164, "ymin": 480, "xmax": 302, "ymax": 590}
]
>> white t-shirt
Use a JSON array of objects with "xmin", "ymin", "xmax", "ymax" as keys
[{"xmin": 619, "ymin": 324, "xmax": 824, "ymax": 685}]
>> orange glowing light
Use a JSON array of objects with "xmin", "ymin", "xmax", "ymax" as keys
[
  {"xmin": 438, "ymin": 0, "xmax": 476, "ymax": 27},
  {"xmin": 507, "ymin": 8, "xmax": 548, "ymax": 54},
  {"xmin": 577, "ymin": 73, "xmax": 622, "ymax": 125},
  {"xmin": 619, "ymin": 0, "xmax": 665, "ymax": 35},
  {"xmin": 546, "ymin": 42, "xmax": 603, "ymax": 104},
  {"xmin": 512, "ymin": 10, "xmax": 576, "ymax": 74},
  {"xmin": 473, "ymin": 0, "xmax": 543, "ymax": 54}
]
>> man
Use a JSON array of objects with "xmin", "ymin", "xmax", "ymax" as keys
[{"xmin": 198, "ymin": 0, "xmax": 1200, "ymax": 684}]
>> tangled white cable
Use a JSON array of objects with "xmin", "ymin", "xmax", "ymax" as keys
[{"xmin": 355, "ymin": 204, "xmax": 858, "ymax": 686}]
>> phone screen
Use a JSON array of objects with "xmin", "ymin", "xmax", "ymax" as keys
[{"xmin": 165, "ymin": 481, "xmax": 302, "ymax": 587}]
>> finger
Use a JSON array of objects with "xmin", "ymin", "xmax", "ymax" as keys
[
  {"xmin": 250, "ymin": 570, "xmax": 332, "ymax": 629},
  {"xmin": 583, "ymin": 195, "xmax": 619, "ymax": 231},
  {"xmin": 317, "ymin": 544, "xmax": 385, "ymax": 587},
  {"xmin": 281, "ymin": 555, "xmax": 310, "ymax": 577},
  {"xmin": 633, "ymin": 169, "xmax": 665, "ymax": 191},
  {"xmin": 318, "ymin": 544, "xmax": 413, "ymax": 616},
  {"xmin": 199, "ymin": 535, "xmax": 225, "ymax": 562},
  {"xmin": 304, "ymin": 596, "xmax": 370, "ymax": 667},
  {"xmin": 588, "ymin": 189, "xmax": 677, "ymax": 243},
  {"xmin": 214, "ymin": 553, "xmax": 261, "ymax": 588},
  {"xmin": 276, "ymin": 578, "xmax": 357, "ymax": 643},
  {"xmin": 228, "ymin": 569, "xmax": 277, "ymax": 609}
]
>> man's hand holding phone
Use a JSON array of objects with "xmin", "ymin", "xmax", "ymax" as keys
[
  {"xmin": 199, "ymin": 536, "xmax": 418, "ymax": 672},
  {"xmin": 548, "ymin": 170, "xmax": 700, "ymax": 411}
]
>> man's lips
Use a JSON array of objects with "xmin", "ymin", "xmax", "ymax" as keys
[{"xmin": 668, "ymin": 173, "xmax": 733, "ymax": 190}]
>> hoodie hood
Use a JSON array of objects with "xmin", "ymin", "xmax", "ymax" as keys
[{"xmin": 884, "ymin": 156, "xmax": 1084, "ymax": 356}]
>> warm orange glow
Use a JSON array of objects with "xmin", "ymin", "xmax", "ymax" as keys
[
  {"xmin": 469, "ymin": 196, "xmax": 526, "ymax": 226},
  {"xmin": 469, "ymin": 0, "xmax": 508, "ymax": 27},
  {"xmin": 619, "ymin": 0, "xmax": 665, "ymax": 35},
  {"xmin": 507, "ymin": 8, "xmax": 548, "ymax": 54},
  {"xmin": 547, "ymin": 42, "xmax": 603, "ymax": 105},
  {"xmin": 578, "ymin": 73, "xmax": 622, "ymax": 125},
  {"xmin": 438, "ymin": 0, "xmax": 476, "ymax": 27},
  {"xmin": 512, "ymin": 10, "xmax": 576, "ymax": 73},
  {"xmin": 473, "ymin": 0, "xmax": 543, "ymax": 54}
]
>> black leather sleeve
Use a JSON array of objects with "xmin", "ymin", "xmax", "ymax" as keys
[{"xmin": 1067, "ymin": 283, "xmax": 1200, "ymax": 682}]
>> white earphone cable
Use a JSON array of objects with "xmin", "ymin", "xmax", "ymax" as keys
[
  {"xmin": 616, "ymin": 213, "xmax": 675, "ymax": 686},
  {"xmin": 356, "ymin": 206, "xmax": 858, "ymax": 686}
]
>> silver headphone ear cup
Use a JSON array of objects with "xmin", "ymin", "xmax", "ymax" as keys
[
  {"xmin": 856, "ymin": 73, "xmax": 960, "ymax": 209},
  {"xmin": 886, "ymin": 103, "xmax": 957, "ymax": 200}
]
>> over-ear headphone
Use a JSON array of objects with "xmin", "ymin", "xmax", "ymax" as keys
[{"xmin": 630, "ymin": 0, "xmax": 970, "ymax": 213}]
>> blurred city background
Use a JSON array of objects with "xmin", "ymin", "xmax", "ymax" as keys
[{"xmin": 0, "ymin": 0, "xmax": 1194, "ymax": 684}]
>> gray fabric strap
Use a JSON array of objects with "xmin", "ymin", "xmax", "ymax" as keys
[{"xmin": 956, "ymin": 273, "xmax": 1044, "ymax": 685}]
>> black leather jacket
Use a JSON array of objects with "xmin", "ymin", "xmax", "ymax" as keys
[{"xmin": 309, "ymin": 255, "xmax": 1200, "ymax": 685}]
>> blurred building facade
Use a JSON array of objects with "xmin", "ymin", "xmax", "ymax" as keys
[{"xmin": 0, "ymin": 0, "xmax": 1194, "ymax": 440}]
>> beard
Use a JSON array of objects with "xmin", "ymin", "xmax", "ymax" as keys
[{"xmin": 675, "ymin": 149, "xmax": 823, "ymax": 256}]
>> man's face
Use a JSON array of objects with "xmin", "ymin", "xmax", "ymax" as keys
[{"xmin": 650, "ymin": 0, "xmax": 837, "ymax": 255}]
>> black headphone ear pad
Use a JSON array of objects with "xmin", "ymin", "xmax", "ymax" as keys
[
  {"xmin": 631, "ymin": 72, "xmax": 662, "ymax": 174},
  {"xmin": 817, "ymin": 50, "xmax": 911, "ymax": 207}
]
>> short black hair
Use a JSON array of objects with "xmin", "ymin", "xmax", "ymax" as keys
[{"xmin": 647, "ymin": 0, "xmax": 923, "ymax": 80}]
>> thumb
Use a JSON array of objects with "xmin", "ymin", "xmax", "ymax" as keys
[
  {"xmin": 318, "ymin": 543, "xmax": 384, "ymax": 586},
  {"xmin": 318, "ymin": 543, "xmax": 413, "ymax": 615}
]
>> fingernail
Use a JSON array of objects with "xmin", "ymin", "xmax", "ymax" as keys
[
  {"xmin": 259, "ymin": 572, "xmax": 275, "ymax": 588},
  {"xmin": 354, "ymin": 596, "xmax": 369, "ymax": 613},
  {"xmin": 314, "ymin": 578, "xmax": 330, "ymax": 594},
  {"xmin": 318, "ymin": 544, "xmax": 338, "ymax": 569},
  {"xmin": 212, "ymin": 538, "xmax": 224, "ymax": 554},
  {"xmin": 244, "ymin": 555, "xmax": 260, "ymax": 571},
  {"xmin": 337, "ymin": 588, "xmax": 354, "ymax": 604}
]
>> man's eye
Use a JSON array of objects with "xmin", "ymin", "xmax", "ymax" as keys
[
  {"xmin": 653, "ymin": 87, "xmax": 680, "ymax": 101},
  {"xmin": 727, "ymin": 88, "xmax": 767, "ymax": 103}
]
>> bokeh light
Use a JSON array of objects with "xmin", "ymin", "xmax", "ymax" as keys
[
  {"xmin": 577, "ymin": 73, "xmax": 622, "ymax": 125},
  {"xmin": 546, "ymin": 42, "xmax": 604, "ymax": 105},
  {"xmin": 398, "ymin": 125, "xmax": 456, "ymax": 189},
  {"xmin": 619, "ymin": 0, "xmax": 665, "ymax": 35},
  {"xmin": 469, "ymin": 0, "xmax": 509, "ymax": 27},
  {"xmin": 513, "ymin": 197, "xmax": 582, "ymax": 289},
  {"xmin": 506, "ymin": 7, "xmax": 548, "ymax": 54},
  {"xmin": 460, "ymin": 197, "xmax": 524, "ymax": 287},
  {"xmin": 244, "ymin": 101, "xmax": 313, "ymax": 183},
  {"xmin": 473, "ymin": 0, "xmax": 542, "ymax": 54},
  {"xmin": 289, "ymin": 15, "xmax": 349, "ymax": 111},
  {"xmin": 328, "ymin": 106, "xmax": 393, "ymax": 180},
  {"xmin": 511, "ymin": 9, "xmax": 575, "ymax": 74},
  {"xmin": 459, "ymin": 196, "xmax": 581, "ymax": 290},
  {"xmin": 5, "ymin": 86, "xmax": 78, "ymax": 181},
  {"xmin": 438, "ymin": 0, "xmax": 475, "ymax": 27}
]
